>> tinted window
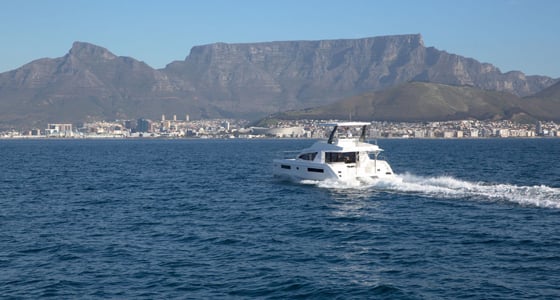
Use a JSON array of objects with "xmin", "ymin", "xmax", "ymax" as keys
[
  {"xmin": 325, "ymin": 152, "xmax": 356, "ymax": 163},
  {"xmin": 298, "ymin": 152, "xmax": 317, "ymax": 161}
]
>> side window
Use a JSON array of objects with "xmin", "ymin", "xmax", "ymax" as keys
[
  {"xmin": 343, "ymin": 152, "xmax": 356, "ymax": 163},
  {"xmin": 325, "ymin": 152, "xmax": 356, "ymax": 163},
  {"xmin": 298, "ymin": 152, "xmax": 318, "ymax": 161}
]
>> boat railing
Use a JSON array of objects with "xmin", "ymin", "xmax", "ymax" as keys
[{"xmin": 369, "ymin": 151, "xmax": 389, "ymax": 163}]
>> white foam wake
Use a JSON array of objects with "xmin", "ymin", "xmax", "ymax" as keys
[{"xmin": 303, "ymin": 173, "xmax": 560, "ymax": 209}]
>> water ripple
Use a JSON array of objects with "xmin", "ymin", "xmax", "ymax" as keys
[{"xmin": 1, "ymin": 139, "xmax": 560, "ymax": 298}]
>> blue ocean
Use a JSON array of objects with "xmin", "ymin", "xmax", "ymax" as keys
[{"xmin": 1, "ymin": 138, "xmax": 559, "ymax": 299}]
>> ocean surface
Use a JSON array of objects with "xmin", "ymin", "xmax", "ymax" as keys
[{"xmin": 1, "ymin": 138, "xmax": 559, "ymax": 299}]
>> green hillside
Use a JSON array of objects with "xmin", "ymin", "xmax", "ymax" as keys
[
  {"xmin": 264, "ymin": 82, "xmax": 539, "ymax": 123},
  {"xmin": 520, "ymin": 81, "xmax": 560, "ymax": 121}
]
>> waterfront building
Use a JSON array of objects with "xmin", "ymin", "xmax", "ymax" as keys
[
  {"xmin": 136, "ymin": 118, "xmax": 153, "ymax": 133},
  {"xmin": 46, "ymin": 123, "xmax": 73, "ymax": 137}
]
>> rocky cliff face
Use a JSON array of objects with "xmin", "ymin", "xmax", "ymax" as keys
[
  {"xmin": 165, "ymin": 35, "xmax": 437, "ymax": 112},
  {"xmin": 163, "ymin": 34, "xmax": 555, "ymax": 119},
  {"xmin": 0, "ymin": 35, "xmax": 557, "ymax": 129},
  {"xmin": 167, "ymin": 34, "xmax": 553, "ymax": 98}
]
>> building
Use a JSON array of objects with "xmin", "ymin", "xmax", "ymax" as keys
[
  {"xmin": 251, "ymin": 126, "xmax": 306, "ymax": 138},
  {"xmin": 46, "ymin": 123, "xmax": 73, "ymax": 137},
  {"xmin": 136, "ymin": 118, "xmax": 153, "ymax": 132}
]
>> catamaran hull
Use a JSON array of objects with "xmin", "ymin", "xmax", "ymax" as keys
[
  {"xmin": 273, "ymin": 158, "xmax": 393, "ymax": 182},
  {"xmin": 272, "ymin": 122, "xmax": 395, "ymax": 183}
]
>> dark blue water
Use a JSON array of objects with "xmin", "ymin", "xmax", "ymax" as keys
[{"xmin": 1, "ymin": 139, "xmax": 559, "ymax": 299}]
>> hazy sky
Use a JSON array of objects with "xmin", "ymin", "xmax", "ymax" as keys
[{"xmin": 1, "ymin": 0, "xmax": 558, "ymax": 77}]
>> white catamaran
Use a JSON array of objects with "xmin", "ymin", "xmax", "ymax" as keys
[{"xmin": 273, "ymin": 122, "xmax": 394, "ymax": 182}]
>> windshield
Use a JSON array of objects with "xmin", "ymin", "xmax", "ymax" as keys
[{"xmin": 298, "ymin": 152, "xmax": 317, "ymax": 161}]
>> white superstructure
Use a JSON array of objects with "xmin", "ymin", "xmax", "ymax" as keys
[{"xmin": 273, "ymin": 122, "xmax": 394, "ymax": 182}]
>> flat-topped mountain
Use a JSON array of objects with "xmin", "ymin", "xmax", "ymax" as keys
[
  {"xmin": 0, "ymin": 35, "xmax": 558, "ymax": 129},
  {"xmin": 166, "ymin": 34, "xmax": 553, "ymax": 102}
]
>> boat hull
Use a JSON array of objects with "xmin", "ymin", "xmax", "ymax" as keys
[
  {"xmin": 273, "ymin": 158, "xmax": 393, "ymax": 182},
  {"xmin": 272, "ymin": 122, "xmax": 395, "ymax": 183}
]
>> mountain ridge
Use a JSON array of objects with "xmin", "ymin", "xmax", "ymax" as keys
[{"xmin": 0, "ymin": 35, "xmax": 558, "ymax": 129}]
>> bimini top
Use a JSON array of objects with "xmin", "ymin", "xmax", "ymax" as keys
[
  {"xmin": 320, "ymin": 122, "xmax": 372, "ymax": 144},
  {"xmin": 319, "ymin": 122, "xmax": 371, "ymax": 127}
]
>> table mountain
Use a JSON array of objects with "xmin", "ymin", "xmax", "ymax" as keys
[
  {"xmin": 166, "ymin": 34, "xmax": 553, "ymax": 106},
  {"xmin": 0, "ymin": 34, "xmax": 557, "ymax": 129}
]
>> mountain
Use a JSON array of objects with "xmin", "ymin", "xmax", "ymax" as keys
[
  {"xmin": 164, "ymin": 34, "xmax": 555, "ymax": 116},
  {"xmin": 0, "ymin": 35, "xmax": 558, "ymax": 129},
  {"xmin": 519, "ymin": 81, "xmax": 560, "ymax": 121},
  {"xmin": 258, "ymin": 82, "xmax": 538, "ymax": 123},
  {"xmin": 0, "ymin": 42, "xmax": 201, "ymax": 129}
]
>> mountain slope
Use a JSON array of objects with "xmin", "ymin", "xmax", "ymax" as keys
[
  {"xmin": 519, "ymin": 81, "xmax": 560, "ymax": 121},
  {"xmin": 265, "ymin": 82, "xmax": 535, "ymax": 122}
]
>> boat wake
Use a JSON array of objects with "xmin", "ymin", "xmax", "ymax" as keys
[{"xmin": 300, "ymin": 173, "xmax": 560, "ymax": 209}]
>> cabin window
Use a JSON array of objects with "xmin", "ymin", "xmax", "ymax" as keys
[
  {"xmin": 298, "ymin": 152, "xmax": 317, "ymax": 161},
  {"xmin": 325, "ymin": 152, "xmax": 356, "ymax": 164},
  {"xmin": 281, "ymin": 164, "xmax": 291, "ymax": 169},
  {"xmin": 307, "ymin": 168, "xmax": 324, "ymax": 173}
]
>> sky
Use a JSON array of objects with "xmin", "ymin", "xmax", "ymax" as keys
[{"xmin": 1, "ymin": 0, "xmax": 559, "ymax": 78}]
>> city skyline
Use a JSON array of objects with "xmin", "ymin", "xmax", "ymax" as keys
[{"xmin": 1, "ymin": 117, "xmax": 558, "ymax": 139}]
